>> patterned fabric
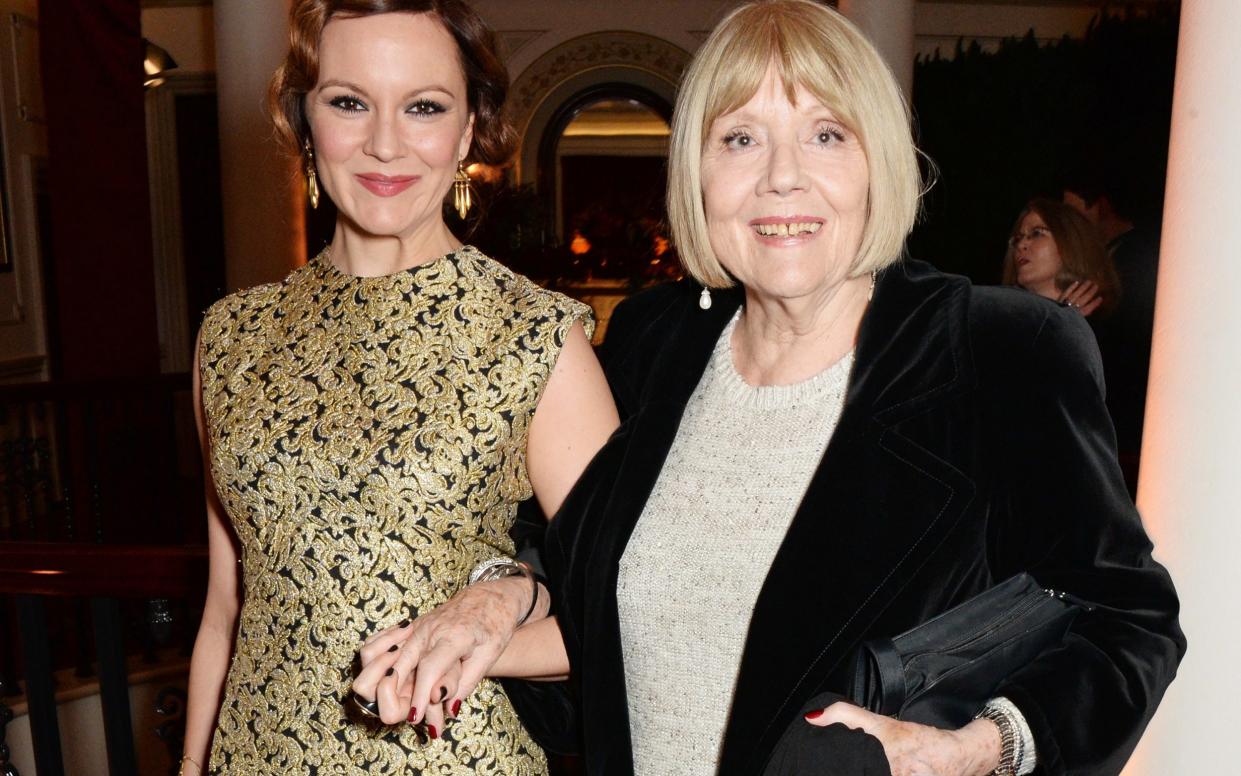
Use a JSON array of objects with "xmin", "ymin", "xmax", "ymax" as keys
[{"xmin": 198, "ymin": 246, "xmax": 590, "ymax": 775}]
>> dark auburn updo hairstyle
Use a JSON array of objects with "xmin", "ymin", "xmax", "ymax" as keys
[{"xmin": 269, "ymin": 0, "xmax": 516, "ymax": 166}]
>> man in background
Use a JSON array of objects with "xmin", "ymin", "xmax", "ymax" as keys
[{"xmin": 1064, "ymin": 174, "xmax": 1161, "ymax": 496}]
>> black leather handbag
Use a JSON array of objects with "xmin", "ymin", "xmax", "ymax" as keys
[{"xmin": 848, "ymin": 572, "xmax": 1090, "ymax": 729}]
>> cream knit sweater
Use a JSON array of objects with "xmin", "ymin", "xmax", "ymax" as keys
[{"xmin": 617, "ymin": 312, "xmax": 853, "ymax": 775}]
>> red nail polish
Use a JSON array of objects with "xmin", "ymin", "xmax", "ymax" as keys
[
  {"xmin": 398, "ymin": 619, "xmax": 410, "ymax": 628},
  {"xmin": 387, "ymin": 644, "xmax": 398, "ymax": 652},
  {"xmin": 804, "ymin": 709, "xmax": 825, "ymax": 720},
  {"xmin": 428, "ymin": 724, "xmax": 439, "ymax": 740},
  {"xmin": 407, "ymin": 707, "xmax": 417, "ymax": 723},
  {"xmin": 451, "ymin": 699, "xmax": 462, "ymax": 718}
]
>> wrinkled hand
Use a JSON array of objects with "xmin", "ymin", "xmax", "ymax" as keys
[
  {"xmin": 351, "ymin": 576, "xmax": 535, "ymax": 732},
  {"xmin": 805, "ymin": 702, "xmax": 1000, "ymax": 776},
  {"xmin": 1058, "ymin": 280, "xmax": 1103, "ymax": 317}
]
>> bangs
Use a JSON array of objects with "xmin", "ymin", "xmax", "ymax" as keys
[
  {"xmin": 701, "ymin": 7, "xmax": 858, "ymax": 141},
  {"xmin": 668, "ymin": 0, "xmax": 921, "ymax": 287}
]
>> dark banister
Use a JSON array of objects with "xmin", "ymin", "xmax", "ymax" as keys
[
  {"xmin": 0, "ymin": 542, "xmax": 207, "ymax": 776},
  {"xmin": 1, "ymin": 703, "xmax": 16, "ymax": 776},
  {"xmin": 92, "ymin": 597, "xmax": 136, "ymax": 775},
  {"xmin": 0, "ymin": 543, "xmax": 207, "ymax": 598},
  {"xmin": 0, "ymin": 373, "xmax": 197, "ymax": 546},
  {"xmin": 0, "ymin": 375, "xmax": 191, "ymax": 404},
  {"xmin": 15, "ymin": 596, "xmax": 59, "ymax": 776}
]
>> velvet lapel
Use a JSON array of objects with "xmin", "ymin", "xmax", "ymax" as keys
[
  {"xmin": 581, "ymin": 287, "xmax": 744, "ymax": 774},
  {"xmin": 717, "ymin": 263, "xmax": 980, "ymax": 774}
]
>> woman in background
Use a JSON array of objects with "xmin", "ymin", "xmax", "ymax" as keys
[{"xmin": 1003, "ymin": 197, "xmax": 1120, "ymax": 318}]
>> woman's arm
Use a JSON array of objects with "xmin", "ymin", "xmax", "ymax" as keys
[
  {"xmin": 489, "ymin": 616, "xmax": 570, "ymax": 680},
  {"xmin": 987, "ymin": 305, "xmax": 1184, "ymax": 774},
  {"xmin": 181, "ymin": 340, "xmax": 242, "ymax": 774},
  {"xmin": 808, "ymin": 304, "xmax": 1183, "ymax": 776},
  {"xmin": 526, "ymin": 321, "xmax": 621, "ymax": 517},
  {"xmin": 356, "ymin": 322, "xmax": 617, "ymax": 726}
]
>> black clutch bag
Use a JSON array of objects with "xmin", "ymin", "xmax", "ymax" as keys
[{"xmin": 848, "ymin": 572, "xmax": 1090, "ymax": 729}]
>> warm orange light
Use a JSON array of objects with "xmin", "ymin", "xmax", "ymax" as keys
[
  {"xmin": 653, "ymin": 236, "xmax": 669, "ymax": 257},
  {"xmin": 30, "ymin": 569, "xmax": 64, "ymax": 575},
  {"xmin": 570, "ymin": 232, "xmax": 592, "ymax": 255},
  {"xmin": 465, "ymin": 163, "xmax": 503, "ymax": 183}
]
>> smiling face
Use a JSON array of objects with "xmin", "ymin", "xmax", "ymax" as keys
[
  {"xmin": 1011, "ymin": 211, "xmax": 1063, "ymax": 298},
  {"xmin": 305, "ymin": 12, "xmax": 473, "ymax": 241},
  {"xmin": 699, "ymin": 67, "xmax": 870, "ymax": 303}
]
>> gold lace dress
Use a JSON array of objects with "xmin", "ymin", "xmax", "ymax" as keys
[{"xmin": 197, "ymin": 246, "xmax": 591, "ymax": 775}]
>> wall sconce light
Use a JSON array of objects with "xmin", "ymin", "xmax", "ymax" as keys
[{"xmin": 143, "ymin": 39, "xmax": 178, "ymax": 89}]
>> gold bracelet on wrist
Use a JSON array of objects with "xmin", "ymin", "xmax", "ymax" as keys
[{"xmin": 179, "ymin": 754, "xmax": 203, "ymax": 776}]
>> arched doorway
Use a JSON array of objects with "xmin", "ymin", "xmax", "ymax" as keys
[
  {"xmin": 537, "ymin": 88, "xmax": 678, "ymax": 341},
  {"xmin": 507, "ymin": 31, "xmax": 692, "ymax": 185},
  {"xmin": 500, "ymin": 33, "xmax": 691, "ymax": 339},
  {"xmin": 538, "ymin": 84, "xmax": 670, "ymax": 243}
]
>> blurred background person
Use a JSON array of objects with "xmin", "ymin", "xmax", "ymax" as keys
[
  {"xmin": 1002, "ymin": 197, "xmax": 1120, "ymax": 318},
  {"xmin": 1064, "ymin": 173, "xmax": 1161, "ymax": 494}
]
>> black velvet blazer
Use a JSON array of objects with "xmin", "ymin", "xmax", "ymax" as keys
[{"xmin": 542, "ymin": 260, "xmax": 1185, "ymax": 776}]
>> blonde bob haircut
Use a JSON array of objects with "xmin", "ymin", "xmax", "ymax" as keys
[{"xmin": 668, "ymin": 0, "xmax": 922, "ymax": 287}]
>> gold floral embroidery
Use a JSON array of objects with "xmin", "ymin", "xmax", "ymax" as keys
[{"xmin": 199, "ymin": 247, "xmax": 591, "ymax": 774}]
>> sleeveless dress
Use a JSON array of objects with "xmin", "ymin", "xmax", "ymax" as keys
[{"xmin": 197, "ymin": 246, "xmax": 591, "ymax": 775}]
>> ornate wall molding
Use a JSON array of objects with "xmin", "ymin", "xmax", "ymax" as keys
[
  {"xmin": 508, "ymin": 31, "xmax": 690, "ymax": 183},
  {"xmin": 498, "ymin": 30, "xmax": 548, "ymax": 63}
]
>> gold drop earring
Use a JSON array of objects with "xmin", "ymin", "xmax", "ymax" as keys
[
  {"xmin": 453, "ymin": 160, "xmax": 472, "ymax": 219},
  {"xmin": 304, "ymin": 140, "xmax": 320, "ymax": 209}
]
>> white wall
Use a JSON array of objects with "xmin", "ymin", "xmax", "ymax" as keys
[
  {"xmin": 141, "ymin": 5, "xmax": 216, "ymax": 75},
  {"xmin": 141, "ymin": 1, "xmax": 1113, "ymax": 81},
  {"xmin": 1124, "ymin": 0, "xmax": 1241, "ymax": 771}
]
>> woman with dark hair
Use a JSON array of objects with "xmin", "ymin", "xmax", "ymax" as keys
[
  {"xmin": 1003, "ymin": 197, "xmax": 1121, "ymax": 318},
  {"xmin": 181, "ymin": 2, "xmax": 618, "ymax": 774}
]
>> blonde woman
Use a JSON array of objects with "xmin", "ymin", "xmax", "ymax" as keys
[{"xmin": 380, "ymin": 3, "xmax": 1183, "ymax": 775}]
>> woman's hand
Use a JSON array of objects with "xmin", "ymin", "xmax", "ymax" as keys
[
  {"xmin": 351, "ymin": 575, "xmax": 542, "ymax": 730},
  {"xmin": 1058, "ymin": 280, "xmax": 1103, "ymax": 317},
  {"xmin": 805, "ymin": 702, "xmax": 1001, "ymax": 776}
]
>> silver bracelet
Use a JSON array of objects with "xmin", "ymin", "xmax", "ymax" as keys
[
  {"xmin": 467, "ymin": 557, "xmax": 538, "ymax": 626},
  {"xmin": 469, "ymin": 557, "xmax": 524, "ymax": 585},
  {"xmin": 976, "ymin": 702, "xmax": 1020, "ymax": 776}
]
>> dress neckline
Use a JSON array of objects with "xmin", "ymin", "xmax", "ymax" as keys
[{"xmin": 313, "ymin": 244, "xmax": 469, "ymax": 283}]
